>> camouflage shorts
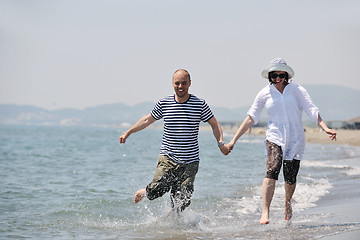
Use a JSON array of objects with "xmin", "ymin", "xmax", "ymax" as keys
[{"xmin": 146, "ymin": 155, "xmax": 199, "ymax": 212}]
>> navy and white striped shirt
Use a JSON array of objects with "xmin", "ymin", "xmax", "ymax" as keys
[{"xmin": 151, "ymin": 94, "xmax": 214, "ymax": 164}]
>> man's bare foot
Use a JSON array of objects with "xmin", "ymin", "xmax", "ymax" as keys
[
  {"xmin": 260, "ymin": 212, "xmax": 270, "ymax": 225},
  {"xmin": 134, "ymin": 189, "xmax": 146, "ymax": 203},
  {"xmin": 284, "ymin": 201, "xmax": 292, "ymax": 221}
]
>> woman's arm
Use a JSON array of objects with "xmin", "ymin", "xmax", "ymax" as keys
[
  {"xmin": 226, "ymin": 115, "xmax": 255, "ymax": 151},
  {"xmin": 318, "ymin": 114, "xmax": 337, "ymax": 141}
]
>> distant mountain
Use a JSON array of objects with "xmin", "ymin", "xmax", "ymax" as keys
[
  {"xmin": 0, "ymin": 85, "xmax": 359, "ymax": 127},
  {"xmin": 303, "ymin": 85, "xmax": 360, "ymax": 121},
  {"xmin": 214, "ymin": 84, "xmax": 360, "ymax": 123},
  {"xmin": 0, "ymin": 102, "xmax": 155, "ymax": 127},
  {"xmin": 209, "ymin": 106, "xmax": 249, "ymax": 123}
]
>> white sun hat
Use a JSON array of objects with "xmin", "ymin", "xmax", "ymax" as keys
[{"xmin": 261, "ymin": 58, "xmax": 294, "ymax": 79}]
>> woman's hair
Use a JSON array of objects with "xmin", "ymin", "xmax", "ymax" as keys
[{"xmin": 268, "ymin": 71, "xmax": 289, "ymax": 85}]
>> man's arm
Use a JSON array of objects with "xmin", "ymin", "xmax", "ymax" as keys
[
  {"xmin": 207, "ymin": 116, "xmax": 230, "ymax": 155},
  {"xmin": 119, "ymin": 113, "xmax": 156, "ymax": 144}
]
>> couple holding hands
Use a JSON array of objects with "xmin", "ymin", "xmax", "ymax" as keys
[{"xmin": 119, "ymin": 58, "xmax": 337, "ymax": 224}]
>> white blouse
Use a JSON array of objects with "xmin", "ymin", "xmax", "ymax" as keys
[{"xmin": 247, "ymin": 81, "xmax": 319, "ymax": 160}]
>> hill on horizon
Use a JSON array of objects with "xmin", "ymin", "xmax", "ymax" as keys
[{"xmin": 0, "ymin": 85, "xmax": 359, "ymax": 127}]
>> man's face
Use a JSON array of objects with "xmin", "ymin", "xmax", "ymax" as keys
[{"xmin": 172, "ymin": 71, "xmax": 191, "ymax": 99}]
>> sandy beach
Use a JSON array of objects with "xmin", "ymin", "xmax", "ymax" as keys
[
  {"xmin": 221, "ymin": 126, "xmax": 360, "ymax": 146},
  {"xmin": 304, "ymin": 128, "xmax": 360, "ymax": 146}
]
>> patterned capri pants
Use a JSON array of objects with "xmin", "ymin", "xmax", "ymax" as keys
[{"xmin": 266, "ymin": 140, "xmax": 300, "ymax": 185}]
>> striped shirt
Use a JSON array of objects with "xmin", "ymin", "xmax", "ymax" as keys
[{"xmin": 150, "ymin": 94, "xmax": 214, "ymax": 164}]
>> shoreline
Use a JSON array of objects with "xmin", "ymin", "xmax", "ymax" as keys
[
  {"xmin": 304, "ymin": 128, "xmax": 360, "ymax": 146},
  {"xmin": 218, "ymin": 126, "xmax": 360, "ymax": 146}
]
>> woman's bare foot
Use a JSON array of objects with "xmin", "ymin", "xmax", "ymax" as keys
[
  {"xmin": 260, "ymin": 211, "xmax": 270, "ymax": 225},
  {"xmin": 134, "ymin": 189, "xmax": 146, "ymax": 203},
  {"xmin": 284, "ymin": 200, "xmax": 292, "ymax": 221}
]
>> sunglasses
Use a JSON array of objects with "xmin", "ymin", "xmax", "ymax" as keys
[{"xmin": 270, "ymin": 73, "xmax": 286, "ymax": 79}]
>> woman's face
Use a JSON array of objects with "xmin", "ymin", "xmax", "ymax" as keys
[{"xmin": 270, "ymin": 71, "xmax": 287, "ymax": 85}]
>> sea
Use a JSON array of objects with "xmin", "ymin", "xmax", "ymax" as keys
[{"xmin": 1, "ymin": 124, "xmax": 360, "ymax": 239}]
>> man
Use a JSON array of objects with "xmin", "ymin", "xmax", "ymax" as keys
[{"xmin": 119, "ymin": 69, "xmax": 229, "ymax": 213}]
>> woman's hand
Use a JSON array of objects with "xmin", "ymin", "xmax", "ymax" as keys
[{"xmin": 325, "ymin": 128, "xmax": 337, "ymax": 141}]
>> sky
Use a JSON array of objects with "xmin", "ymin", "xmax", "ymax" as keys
[{"xmin": 1, "ymin": 0, "xmax": 359, "ymax": 110}]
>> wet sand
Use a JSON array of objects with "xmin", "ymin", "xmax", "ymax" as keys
[{"xmin": 305, "ymin": 175, "xmax": 360, "ymax": 239}]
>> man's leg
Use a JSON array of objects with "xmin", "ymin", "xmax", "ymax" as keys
[
  {"xmin": 170, "ymin": 161, "xmax": 199, "ymax": 213},
  {"xmin": 260, "ymin": 177, "xmax": 276, "ymax": 224},
  {"xmin": 134, "ymin": 155, "xmax": 175, "ymax": 203}
]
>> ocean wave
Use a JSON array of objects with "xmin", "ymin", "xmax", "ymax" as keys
[{"xmin": 302, "ymin": 159, "xmax": 360, "ymax": 177}]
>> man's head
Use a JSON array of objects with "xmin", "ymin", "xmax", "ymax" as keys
[{"xmin": 172, "ymin": 69, "xmax": 191, "ymax": 102}]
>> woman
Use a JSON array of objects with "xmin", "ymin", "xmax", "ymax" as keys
[{"xmin": 226, "ymin": 58, "xmax": 337, "ymax": 224}]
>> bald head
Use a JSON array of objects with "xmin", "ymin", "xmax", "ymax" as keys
[{"xmin": 173, "ymin": 69, "xmax": 191, "ymax": 81}]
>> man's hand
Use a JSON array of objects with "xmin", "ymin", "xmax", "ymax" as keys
[
  {"xmin": 219, "ymin": 144, "xmax": 231, "ymax": 155},
  {"xmin": 119, "ymin": 132, "xmax": 129, "ymax": 144}
]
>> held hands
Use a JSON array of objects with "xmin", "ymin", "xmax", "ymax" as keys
[
  {"xmin": 218, "ymin": 141, "xmax": 235, "ymax": 155},
  {"xmin": 219, "ymin": 144, "xmax": 231, "ymax": 155},
  {"xmin": 226, "ymin": 141, "xmax": 235, "ymax": 152}
]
